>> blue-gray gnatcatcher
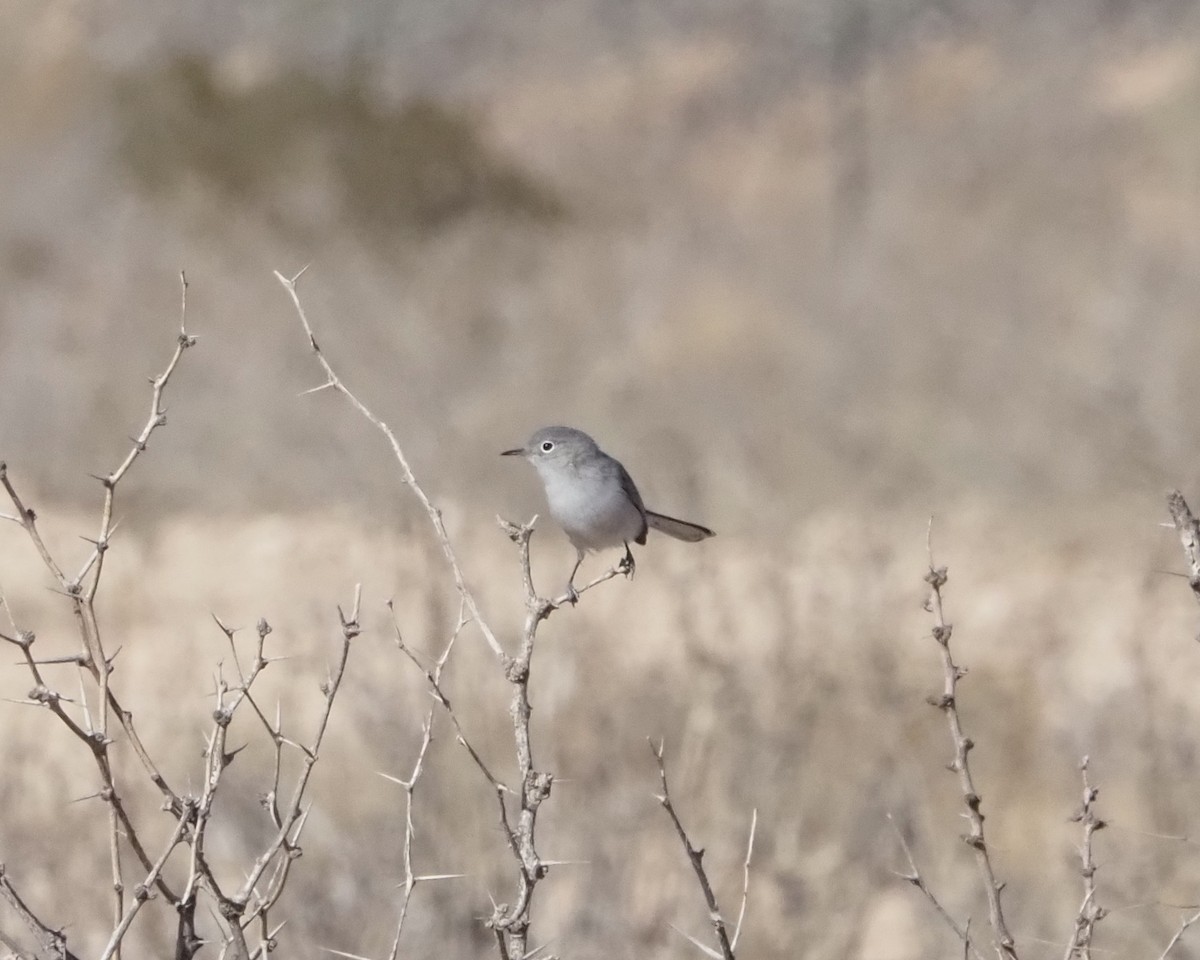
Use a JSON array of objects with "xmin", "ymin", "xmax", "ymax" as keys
[{"xmin": 502, "ymin": 426, "xmax": 715, "ymax": 596}]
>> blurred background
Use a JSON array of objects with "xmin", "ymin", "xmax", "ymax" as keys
[{"xmin": 4, "ymin": 0, "xmax": 1200, "ymax": 957}]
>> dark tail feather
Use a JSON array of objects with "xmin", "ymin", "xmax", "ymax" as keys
[{"xmin": 645, "ymin": 511, "xmax": 715, "ymax": 543}]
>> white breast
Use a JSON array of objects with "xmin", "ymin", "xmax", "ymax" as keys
[{"xmin": 538, "ymin": 462, "xmax": 645, "ymax": 552}]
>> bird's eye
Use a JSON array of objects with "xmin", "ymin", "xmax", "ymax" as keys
[{"xmin": 540, "ymin": 440, "xmax": 555, "ymax": 452}]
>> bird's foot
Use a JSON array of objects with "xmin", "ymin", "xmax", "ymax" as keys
[{"xmin": 619, "ymin": 544, "xmax": 636, "ymax": 580}]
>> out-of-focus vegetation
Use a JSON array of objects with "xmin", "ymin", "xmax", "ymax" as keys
[
  {"xmin": 4, "ymin": 1, "xmax": 1200, "ymax": 957},
  {"xmin": 116, "ymin": 57, "xmax": 563, "ymax": 232},
  {"xmin": 4, "ymin": 1, "xmax": 1200, "ymax": 520}
]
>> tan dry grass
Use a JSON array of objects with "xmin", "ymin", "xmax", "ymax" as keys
[{"xmin": 1, "ymin": 495, "xmax": 1198, "ymax": 957}]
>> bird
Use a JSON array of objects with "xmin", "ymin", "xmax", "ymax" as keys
[{"xmin": 502, "ymin": 426, "xmax": 714, "ymax": 599}]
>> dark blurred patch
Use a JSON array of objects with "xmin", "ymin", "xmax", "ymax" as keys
[
  {"xmin": 113, "ymin": 55, "xmax": 564, "ymax": 233},
  {"xmin": 6, "ymin": 236, "xmax": 53, "ymax": 281}
]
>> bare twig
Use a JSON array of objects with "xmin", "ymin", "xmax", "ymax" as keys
[
  {"xmin": 234, "ymin": 590, "xmax": 361, "ymax": 915},
  {"xmin": 494, "ymin": 514, "xmax": 629, "ymax": 609},
  {"xmin": 923, "ymin": 521, "xmax": 1018, "ymax": 960},
  {"xmin": 276, "ymin": 268, "xmax": 610, "ymax": 960},
  {"xmin": 166, "ymin": 593, "xmax": 359, "ymax": 958},
  {"xmin": 887, "ymin": 813, "xmax": 987, "ymax": 960},
  {"xmin": 730, "ymin": 809, "xmax": 757, "ymax": 951},
  {"xmin": 397, "ymin": 519, "xmax": 587, "ymax": 960},
  {"xmin": 1166, "ymin": 492, "xmax": 1200, "ymax": 600},
  {"xmin": 178, "ymin": 617, "xmax": 277, "ymax": 929},
  {"xmin": 381, "ymin": 603, "xmax": 469, "ymax": 960},
  {"xmin": 393, "ymin": 621, "xmax": 517, "ymax": 854},
  {"xmin": 482, "ymin": 519, "xmax": 562, "ymax": 960},
  {"xmin": 0, "ymin": 284, "xmax": 195, "ymax": 958},
  {"xmin": 99, "ymin": 802, "xmax": 195, "ymax": 960},
  {"xmin": 1063, "ymin": 757, "xmax": 1106, "ymax": 960},
  {"xmin": 88, "ymin": 270, "xmax": 196, "ymax": 747},
  {"xmin": 1159, "ymin": 908, "xmax": 1200, "ymax": 960},
  {"xmin": 0, "ymin": 465, "xmax": 68, "ymax": 585},
  {"xmin": 650, "ymin": 739, "xmax": 736, "ymax": 960},
  {"xmin": 3, "ymin": 274, "xmax": 367, "ymax": 957},
  {"xmin": 274, "ymin": 268, "xmax": 503, "ymax": 660},
  {"xmin": 0, "ymin": 865, "xmax": 81, "ymax": 960}
]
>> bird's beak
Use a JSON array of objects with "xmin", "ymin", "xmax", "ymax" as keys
[{"xmin": 501, "ymin": 447, "xmax": 525, "ymax": 457}]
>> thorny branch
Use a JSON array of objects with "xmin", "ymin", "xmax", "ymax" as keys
[
  {"xmin": 379, "ymin": 602, "xmax": 468, "ymax": 960},
  {"xmin": 1159, "ymin": 908, "xmax": 1200, "ymax": 960},
  {"xmin": 0, "ymin": 274, "xmax": 195, "ymax": 957},
  {"xmin": 651, "ymin": 739, "xmax": 756, "ymax": 960},
  {"xmin": 276, "ymin": 267, "xmax": 631, "ymax": 959},
  {"xmin": 923, "ymin": 523, "xmax": 1019, "ymax": 960},
  {"xmin": 1167, "ymin": 491, "xmax": 1200, "ymax": 605},
  {"xmin": 731, "ymin": 808, "xmax": 756, "ymax": 954},
  {"xmin": 274, "ymin": 267, "xmax": 504, "ymax": 661},
  {"xmin": 1, "ymin": 276, "xmax": 357, "ymax": 959},
  {"xmin": 277, "ymin": 264, "xmax": 522, "ymax": 952},
  {"xmin": 483, "ymin": 519, "xmax": 560, "ymax": 960},
  {"xmin": 98, "ymin": 804, "xmax": 195, "ymax": 960},
  {"xmin": 395, "ymin": 520, "xmax": 592, "ymax": 960},
  {"xmin": 233, "ymin": 590, "xmax": 360, "ymax": 954},
  {"xmin": 1063, "ymin": 758, "xmax": 1106, "ymax": 960},
  {"xmin": 888, "ymin": 813, "xmax": 986, "ymax": 960},
  {"xmin": 1159, "ymin": 491, "xmax": 1200, "ymax": 955},
  {"xmin": 0, "ymin": 865, "xmax": 80, "ymax": 960}
]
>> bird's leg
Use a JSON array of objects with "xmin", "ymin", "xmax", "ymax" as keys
[
  {"xmin": 565, "ymin": 550, "xmax": 584, "ymax": 604},
  {"xmin": 619, "ymin": 542, "xmax": 636, "ymax": 580}
]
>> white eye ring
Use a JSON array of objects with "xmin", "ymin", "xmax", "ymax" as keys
[{"xmin": 540, "ymin": 440, "xmax": 555, "ymax": 452}]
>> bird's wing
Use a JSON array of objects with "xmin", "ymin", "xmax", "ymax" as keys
[{"xmin": 614, "ymin": 460, "xmax": 649, "ymax": 545}]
